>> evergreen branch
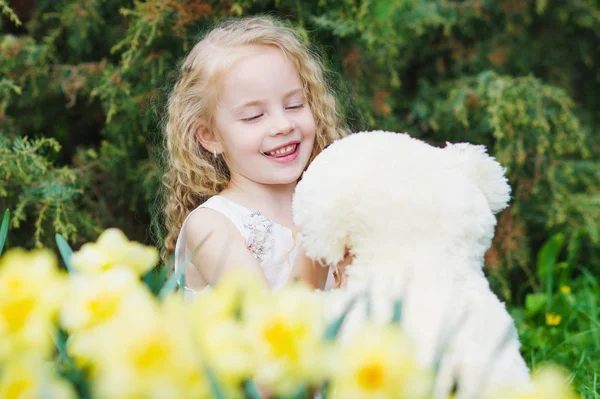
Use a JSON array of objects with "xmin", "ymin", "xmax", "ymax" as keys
[
  {"xmin": 34, "ymin": 200, "xmax": 50, "ymax": 247},
  {"xmin": 0, "ymin": 0, "xmax": 22, "ymax": 26}
]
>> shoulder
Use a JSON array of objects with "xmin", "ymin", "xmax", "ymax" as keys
[
  {"xmin": 184, "ymin": 207, "xmax": 243, "ymax": 247},
  {"xmin": 182, "ymin": 205, "xmax": 265, "ymax": 288}
]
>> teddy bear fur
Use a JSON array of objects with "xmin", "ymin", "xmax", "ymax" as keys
[{"xmin": 292, "ymin": 131, "xmax": 530, "ymax": 398}]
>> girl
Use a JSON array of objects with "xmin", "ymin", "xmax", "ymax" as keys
[{"xmin": 161, "ymin": 16, "xmax": 349, "ymax": 296}]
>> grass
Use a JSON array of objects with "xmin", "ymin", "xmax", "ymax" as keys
[{"xmin": 506, "ymin": 233, "xmax": 600, "ymax": 398}]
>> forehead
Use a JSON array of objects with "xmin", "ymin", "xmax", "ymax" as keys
[{"xmin": 218, "ymin": 46, "xmax": 304, "ymax": 104}]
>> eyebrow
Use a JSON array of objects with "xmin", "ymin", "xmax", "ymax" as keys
[
  {"xmin": 283, "ymin": 88, "xmax": 304, "ymax": 99},
  {"xmin": 232, "ymin": 88, "xmax": 305, "ymax": 114}
]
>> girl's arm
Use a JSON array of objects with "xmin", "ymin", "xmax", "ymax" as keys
[
  {"xmin": 183, "ymin": 208, "xmax": 269, "ymax": 289},
  {"xmin": 287, "ymin": 245, "xmax": 330, "ymax": 289},
  {"xmin": 288, "ymin": 229, "xmax": 354, "ymax": 290}
]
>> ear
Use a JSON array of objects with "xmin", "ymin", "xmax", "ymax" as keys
[
  {"xmin": 194, "ymin": 122, "xmax": 223, "ymax": 155},
  {"xmin": 444, "ymin": 142, "xmax": 511, "ymax": 214}
]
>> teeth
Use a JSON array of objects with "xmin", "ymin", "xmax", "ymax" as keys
[{"xmin": 267, "ymin": 144, "xmax": 296, "ymax": 157}]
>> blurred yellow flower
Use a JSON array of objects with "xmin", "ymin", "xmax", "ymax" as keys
[
  {"xmin": 545, "ymin": 313, "xmax": 562, "ymax": 326},
  {"xmin": 330, "ymin": 324, "xmax": 431, "ymax": 399},
  {"xmin": 188, "ymin": 268, "xmax": 266, "ymax": 326},
  {"xmin": 0, "ymin": 249, "xmax": 66, "ymax": 360},
  {"xmin": 188, "ymin": 307, "xmax": 253, "ymax": 395},
  {"xmin": 489, "ymin": 365, "xmax": 578, "ymax": 399},
  {"xmin": 86, "ymin": 294, "xmax": 210, "ymax": 399},
  {"xmin": 560, "ymin": 285, "xmax": 571, "ymax": 294},
  {"xmin": 64, "ymin": 278, "xmax": 159, "ymax": 370},
  {"xmin": 0, "ymin": 355, "xmax": 76, "ymax": 399},
  {"xmin": 244, "ymin": 283, "xmax": 327, "ymax": 396},
  {"xmin": 60, "ymin": 268, "xmax": 153, "ymax": 333},
  {"xmin": 187, "ymin": 270, "xmax": 266, "ymax": 396},
  {"xmin": 70, "ymin": 228, "xmax": 158, "ymax": 275}
]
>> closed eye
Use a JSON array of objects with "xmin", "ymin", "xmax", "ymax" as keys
[
  {"xmin": 241, "ymin": 114, "xmax": 263, "ymax": 122},
  {"xmin": 286, "ymin": 103, "xmax": 304, "ymax": 110}
]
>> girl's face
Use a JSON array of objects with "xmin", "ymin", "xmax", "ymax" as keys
[{"xmin": 213, "ymin": 46, "xmax": 317, "ymax": 188}]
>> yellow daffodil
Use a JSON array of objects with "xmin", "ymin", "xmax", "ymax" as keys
[
  {"xmin": 560, "ymin": 285, "xmax": 571, "ymax": 294},
  {"xmin": 489, "ymin": 365, "xmax": 578, "ymax": 399},
  {"xmin": 190, "ymin": 268, "xmax": 267, "ymax": 324},
  {"xmin": 187, "ymin": 269, "xmax": 266, "ymax": 396},
  {"xmin": 63, "ymin": 277, "xmax": 159, "ymax": 369},
  {"xmin": 70, "ymin": 228, "xmax": 158, "ymax": 276},
  {"xmin": 0, "ymin": 249, "xmax": 66, "ymax": 360},
  {"xmin": 330, "ymin": 323, "xmax": 431, "ymax": 399},
  {"xmin": 87, "ymin": 294, "xmax": 210, "ymax": 399},
  {"xmin": 545, "ymin": 312, "xmax": 562, "ymax": 326},
  {"xmin": 60, "ymin": 268, "xmax": 152, "ymax": 333},
  {"xmin": 0, "ymin": 355, "xmax": 76, "ymax": 399},
  {"xmin": 244, "ymin": 283, "xmax": 327, "ymax": 396}
]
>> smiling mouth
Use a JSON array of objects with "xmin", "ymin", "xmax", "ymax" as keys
[{"xmin": 263, "ymin": 143, "xmax": 298, "ymax": 158}]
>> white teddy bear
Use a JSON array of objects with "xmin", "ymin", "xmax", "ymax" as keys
[{"xmin": 293, "ymin": 131, "xmax": 530, "ymax": 398}]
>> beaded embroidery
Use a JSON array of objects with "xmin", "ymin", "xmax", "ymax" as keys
[{"xmin": 243, "ymin": 210, "xmax": 274, "ymax": 262}]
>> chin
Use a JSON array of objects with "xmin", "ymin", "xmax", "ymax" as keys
[
  {"xmin": 272, "ymin": 175, "xmax": 303, "ymax": 186},
  {"xmin": 268, "ymin": 170, "xmax": 305, "ymax": 186}
]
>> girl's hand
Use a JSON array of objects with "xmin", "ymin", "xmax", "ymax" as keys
[
  {"xmin": 289, "ymin": 227, "xmax": 329, "ymax": 289},
  {"xmin": 289, "ymin": 243, "xmax": 328, "ymax": 289},
  {"xmin": 332, "ymin": 248, "xmax": 354, "ymax": 288},
  {"xmin": 289, "ymin": 228, "xmax": 354, "ymax": 289}
]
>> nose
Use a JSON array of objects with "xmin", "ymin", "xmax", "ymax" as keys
[{"xmin": 269, "ymin": 109, "xmax": 294, "ymax": 136}]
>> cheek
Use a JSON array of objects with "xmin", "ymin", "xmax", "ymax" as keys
[
  {"xmin": 299, "ymin": 109, "xmax": 317, "ymax": 139},
  {"xmin": 231, "ymin": 127, "xmax": 263, "ymax": 154}
]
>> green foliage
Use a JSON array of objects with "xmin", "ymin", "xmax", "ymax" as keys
[
  {"xmin": 0, "ymin": 135, "xmax": 81, "ymax": 246},
  {"xmin": 416, "ymin": 72, "xmax": 599, "ymax": 280},
  {"xmin": 0, "ymin": 0, "xmax": 21, "ymax": 27},
  {"xmin": 511, "ymin": 233, "xmax": 600, "ymax": 398}
]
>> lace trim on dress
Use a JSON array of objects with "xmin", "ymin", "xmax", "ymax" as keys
[{"xmin": 243, "ymin": 210, "xmax": 274, "ymax": 262}]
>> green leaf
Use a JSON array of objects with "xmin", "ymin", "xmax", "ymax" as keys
[
  {"xmin": 525, "ymin": 293, "xmax": 548, "ymax": 316},
  {"xmin": 242, "ymin": 380, "xmax": 261, "ymax": 399},
  {"xmin": 159, "ymin": 256, "xmax": 174, "ymax": 282},
  {"xmin": 324, "ymin": 294, "xmax": 363, "ymax": 341},
  {"xmin": 0, "ymin": 209, "xmax": 9, "ymax": 256},
  {"xmin": 178, "ymin": 271, "xmax": 186, "ymax": 297},
  {"xmin": 52, "ymin": 328, "xmax": 70, "ymax": 362},
  {"xmin": 55, "ymin": 234, "xmax": 74, "ymax": 273},
  {"xmin": 158, "ymin": 257, "xmax": 188, "ymax": 299},
  {"xmin": 319, "ymin": 293, "xmax": 365, "ymax": 398},
  {"xmin": 318, "ymin": 381, "xmax": 331, "ymax": 399},
  {"xmin": 158, "ymin": 233, "xmax": 210, "ymax": 298},
  {"xmin": 391, "ymin": 298, "xmax": 402, "ymax": 324},
  {"xmin": 142, "ymin": 255, "xmax": 175, "ymax": 296},
  {"xmin": 52, "ymin": 329, "xmax": 92, "ymax": 398},
  {"xmin": 204, "ymin": 366, "xmax": 225, "ymax": 399},
  {"xmin": 537, "ymin": 233, "xmax": 564, "ymax": 279},
  {"xmin": 537, "ymin": 233, "xmax": 564, "ymax": 311},
  {"xmin": 281, "ymin": 383, "xmax": 309, "ymax": 399}
]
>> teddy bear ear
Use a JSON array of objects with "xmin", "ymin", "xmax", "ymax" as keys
[{"xmin": 444, "ymin": 142, "xmax": 512, "ymax": 214}]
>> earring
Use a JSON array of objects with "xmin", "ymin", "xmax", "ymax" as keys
[{"xmin": 213, "ymin": 149, "xmax": 217, "ymax": 159}]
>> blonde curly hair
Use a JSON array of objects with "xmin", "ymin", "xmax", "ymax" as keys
[{"xmin": 160, "ymin": 16, "xmax": 347, "ymax": 262}]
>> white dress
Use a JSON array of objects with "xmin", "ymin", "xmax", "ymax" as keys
[{"xmin": 174, "ymin": 195, "xmax": 334, "ymax": 299}]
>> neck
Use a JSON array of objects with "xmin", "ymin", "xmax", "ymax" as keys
[{"xmin": 220, "ymin": 175, "xmax": 297, "ymax": 228}]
